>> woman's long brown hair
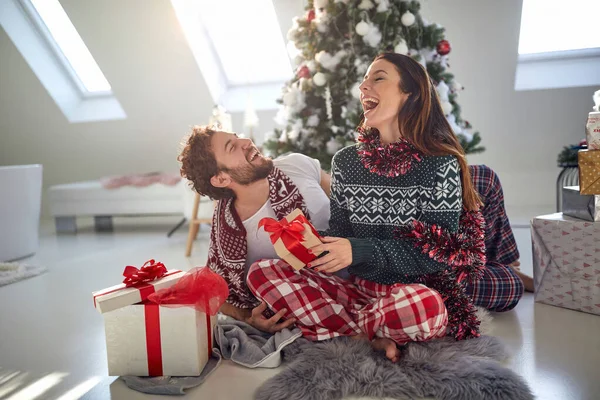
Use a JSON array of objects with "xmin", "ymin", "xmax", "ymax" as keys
[{"xmin": 360, "ymin": 53, "xmax": 482, "ymax": 211}]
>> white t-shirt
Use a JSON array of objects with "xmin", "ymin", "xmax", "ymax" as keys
[{"xmin": 243, "ymin": 154, "xmax": 330, "ymax": 270}]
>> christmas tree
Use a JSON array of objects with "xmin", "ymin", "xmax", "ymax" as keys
[{"xmin": 263, "ymin": 0, "xmax": 485, "ymax": 170}]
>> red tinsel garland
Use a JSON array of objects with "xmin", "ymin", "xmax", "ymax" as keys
[
  {"xmin": 395, "ymin": 210, "xmax": 487, "ymax": 340},
  {"xmin": 415, "ymin": 270, "xmax": 481, "ymax": 341},
  {"xmin": 357, "ymin": 128, "xmax": 423, "ymax": 178}
]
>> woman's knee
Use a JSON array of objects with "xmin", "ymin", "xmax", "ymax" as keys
[
  {"xmin": 491, "ymin": 276, "xmax": 524, "ymax": 312},
  {"xmin": 393, "ymin": 284, "xmax": 448, "ymax": 339}
]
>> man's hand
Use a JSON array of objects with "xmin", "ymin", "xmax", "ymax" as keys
[{"xmin": 246, "ymin": 302, "xmax": 297, "ymax": 333}]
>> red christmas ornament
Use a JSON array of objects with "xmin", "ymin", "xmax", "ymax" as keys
[
  {"xmin": 297, "ymin": 65, "xmax": 310, "ymax": 79},
  {"xmin": 436, "ymin": 39, "xmax": 451, "ymax": 56},
  {"xmin": 307, "ymin": 9, "xmax": 316, "ymax": 22}
]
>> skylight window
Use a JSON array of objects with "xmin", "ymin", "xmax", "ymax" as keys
[
  {"xmin": 198, "ymin": 0, "xmax": 292, "ymax": 85},
  {"xmin": 171, "ymin": 0, "xmax": 292, "ymax": 111},
  {"xmin": 27, "ymin": 0, "xmax": 112, "ymax": 94},
  {"xmin": 518, "ymin": 0, "xmax": 600, "ymax": 55}
]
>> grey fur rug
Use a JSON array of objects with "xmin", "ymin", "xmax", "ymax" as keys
[{"xmin": 255, "ymin": 335, "xmax": 534, "ymax": 400}]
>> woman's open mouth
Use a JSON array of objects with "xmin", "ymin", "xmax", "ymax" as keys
[{"xmin": 362, "ymin": 97, "xmax": 379, "ymax": 114}]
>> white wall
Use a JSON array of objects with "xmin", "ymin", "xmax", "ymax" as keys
[
  {"xmin": 0, "ymin": 0, "xmax": 595, "ymax": 218},
  {"xmin": 420, "ymin": 0, "xmax": 594, "ymax": 216}
]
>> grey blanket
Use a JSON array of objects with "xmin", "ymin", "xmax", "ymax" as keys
[{"xmin": 258, "ymin": 335, "xmax": 534, "ymax": 400}]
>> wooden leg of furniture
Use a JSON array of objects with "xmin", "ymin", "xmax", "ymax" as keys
[{"xmin": 185, "ymin": 193, "xmax": 201, "ymax": 257}]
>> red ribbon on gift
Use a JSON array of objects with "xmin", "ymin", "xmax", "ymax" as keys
[
  {"xmin": 259, "ymin": 218, "xmax": 305, "ymax": 243},
  {"xmin": 143, "ymin": 267, "xmax": 226, "ymax": 376},
  {"xmin": 259, "ymin": 214, "xmax": 321, "ymax": 266},
  {"xmin": 143, "ymin": 306, "xmax": 212, "ymax": 376},
  {"xmin": 143, "ymin": 306, "xmax": 213, "ymax": 376},
  {"xmin": 122, "ymin": 259, "xmax": 168, "ymax": 287}
]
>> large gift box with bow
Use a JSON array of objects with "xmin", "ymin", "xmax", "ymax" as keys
[
  {"xmin": 92, "ymin": 260, "xmax": 228, "ymax": 376},
  {"xmin": 259, "ymin": 209, "xmax": 323, "ymax": 270},
  {"xmin": 531, "ymin": 213, "xmax": 600, "ymax": 316}
]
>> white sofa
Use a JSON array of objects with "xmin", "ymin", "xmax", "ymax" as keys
[
  {"xmin": 48, "ymin": 179, "xmax": 214, "ymax": 233},
  {"xmin": 0, "ymin": 164, "xmax": 43, "ymax": 261},
  {"xmin": 48, "ymin": 180, "xmax": 186, "ymax": 233}
]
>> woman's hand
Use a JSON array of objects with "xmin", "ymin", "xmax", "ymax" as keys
[{"xmin": 308, "ymin": 236, "xmax": 352, "ymax": 273}]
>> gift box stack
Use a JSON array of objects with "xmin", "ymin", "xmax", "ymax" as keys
[
  {"xmin": 531, "ymin": 91, "xmax": 600, "ymax": 316},
  {"xmin": 92, "ymin": 260, "xmax": 228, "ymax": 376}
]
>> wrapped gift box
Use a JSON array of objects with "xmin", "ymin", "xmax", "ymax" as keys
[
  {"xmin": 531, "ymin": 213, "xmax": 600, "ymax": 316},
  {"xmin": 93, "ymin": 268, "xmax": 215, "ymax": 376},
  {"xmin": 578, "ymin": 150, "xmax": 600, "ymax": 195},
  {"xmin": 259, "ymin": 208, "xmax": 323, "ymax": 270},
  {"xmin": 562, "ymin": 186, "xmax": 600, "ymax": 222},
  {"xmin": 586, "ymin": 111, "xmax": 600, "ymax": 150}
]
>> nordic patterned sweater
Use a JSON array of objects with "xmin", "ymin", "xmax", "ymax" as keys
[{"xmin": 325, "ymin": 145, "xmax": 462, "ymax": 284}]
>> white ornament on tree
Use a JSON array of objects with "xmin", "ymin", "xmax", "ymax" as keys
[
  {"xmin": 363, "ymin": 24, "xmax": 382, "ymax": 47},
  {"xmin": 436, "ymin": 81, "xmax": 450, "ymax": 102},
  {"xmin": 459, "ymin": 129, "xmax": 473, "ymax": 142},
  {"xmin": 358, "ymin": 0, "xmax": 374, "ymax": 10},
  {"xmin": 452, "ymin": 81, "xmax": 464, "ymax": 92},
  {"xmin": 351, "ymin": 82, "xmax": 361, "ymax": 99},
  {"xmin": 279, "ymin": 130, "xmax": 289, "ymax": 143},
  {"xmin": 306, "ymin": 115, "xmax": 320, "ymax": 127},
  {"xmin": 286, "ymin": 27, "xmax": 297, "ymax": 41},
  {"xmin": 314, "ymin": 0, "xmax": 329, "ymax": 9},
  {"xmin": 326, "ymin": 137, "xmax": 342, "ymax": 155},
  {"xmin": 274, "ymin": 106, "xmax": 290, "ymax": 126},
  {"xmin": 401, "ymin": 11, "xmax": 415, "ymax": 26},
  {"xmin": 441, "ymin": 101, "xmax": 453, "ymax": 115},
  {"xmin": 313, "ymin": 9, "xmax": 329, "ymax": 33},
  {"xmin": 287, "ymin": 120, "xmax": 303, "ymax": 141},
  {"xmin": 282, "ymin": 82, "xmax": 306, "ymax": 113},
  {"xmin": 354, "ymin": 58, "xmax": 368, "ymax": 74},
  {"xmin": 315, "ymin": 50, "xmax": 346, "ymax": 70},
  {"xmin": 286, "ymin": 40, "xmax": 301, "ymax": 59},
  {"xmin": 420, "ymin": 48, "xmax": 438, "ymax": 63},
  {"xmin": 341, "ymin": 105, "xmax": 348, "ymax": 119},
  {"xmin": 307, "ymin": 60, "xmax": 317, "ymax": 72},
  {"xmin": 355, "ymin": 20, "xmax": 370, "ymax": 36},
  {"xmin": 394, "ymin": 39, "xmax": 409, "ymax": 55},
  {"xmin": 446, "ymin": 114, "xmax": 462, "ymax": 135},
  {"xmin": 374, "ymin": 0, "xmax": 390, "ymax": 12},
  {"xmin": 313, "ymin": 72, "xmax": 327, "ymax": 86}
]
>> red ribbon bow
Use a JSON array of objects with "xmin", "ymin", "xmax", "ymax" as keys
[
  {"xmin": 258, "ymin": 218, "xmax": 306, "ymax": 244},
  {"xmin": 122, "ymin": 259, "xmax": 168, "ymax": 287}
]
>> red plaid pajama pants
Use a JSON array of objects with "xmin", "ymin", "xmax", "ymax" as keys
[{"xmin": 246, "ymin": 259, "xmax": 448, "ymax": 345}]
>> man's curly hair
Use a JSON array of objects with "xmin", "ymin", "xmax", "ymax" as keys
[{"xmin": 178, "ymin": 125, "xmax": 234, "ymax": 200}]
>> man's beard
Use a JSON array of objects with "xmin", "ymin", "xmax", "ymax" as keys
[{"xmin": 228, "ymin": 158, "xmax": 274, "ymax": 185}]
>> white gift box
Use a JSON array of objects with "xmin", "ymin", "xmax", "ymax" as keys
[
  {"xmin": 93, "ymin": 269, "xmax": 216, "ymax": 376},
  {"xmin": 531, "ymin": 213, "xmax": 600, "ymax": 316}
]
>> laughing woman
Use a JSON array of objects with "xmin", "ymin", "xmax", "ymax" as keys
[{"xmin": 247, "ymin": 53, "xmax": 484, "ymax": 361}]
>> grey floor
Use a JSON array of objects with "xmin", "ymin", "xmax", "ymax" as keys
[{"xmin": 0, "ymin": 215, "xmax": 599, "ymax": 400}]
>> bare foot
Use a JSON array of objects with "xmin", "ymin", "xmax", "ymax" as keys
[
  {"xmin": 509, "ymin": 260, "xmax": 534, "ymax": 292},
  {"xmin": 371, "ymin": 337, "xmax": 401, "ymax": 363},
  {"xmin": 515, "ymin": 269, "xmax": 535, "ymax": 293}
]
